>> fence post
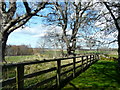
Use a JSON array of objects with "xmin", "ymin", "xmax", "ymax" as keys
[
  {"xmin": 93, "ymin": 55, "xmax": 94, "ymax": 62},
  {"xmin": 97, "ymin": 54, "xmax": 100, "ymax": 60},
  {"xmin": 90, "ymin": 55, "xmax": 92, "ymax": 65},
  {"xmin": 73, "ymin": 55, "xmax": 76, "ymax": 77},
  {"xmin": 86, "ymin": 56, "xmax": 88, "ymax": 66},
  {"xmin": 16, "ymin": 65, "xmax": 24, "ymax": 90},
  {"xmin": 3, "ymin": 68, "xmax": 8, "ymax": 80},
  {"xmin": 57, "ymin": 60, "xmax": 61, "ymax": 89},
  {"xmin": 81, "ymin": 56, "xmax": 84, "ymax": 71}
]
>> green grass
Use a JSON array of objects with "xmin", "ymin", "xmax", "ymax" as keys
[
  {"xmin": 5, "ymin": 55, "xmax": 34, "ymax": 63},
  {"xmin": 63, "ymin": 60, "xmax": 120, "ymax": 90},
  {"xmin": 3, "ymin": 55, "xmax": 74, "ymax": 89},
  {"xmin": 5, "ymin": 50, "xmax": 117, "ymax": 63},
  {"xmin": 4, "ymin": 51, "xmax": 119, "ymax": 89},
  {"xmin": 5, "ymin": 51, "xmax": 63, "ymax": 63},
  {"xmin": 5, "ymin": 55, "xmax": 49, "ymax": 63}
]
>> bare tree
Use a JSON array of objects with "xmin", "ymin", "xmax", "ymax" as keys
[
  {"xmin": 41, "ymin": 1, "xmax": 95, "ymax": 56},
  {"xmin": 86, "ymin": 37, "xmax": 96, "ymax": 50},
  {"xmin": 37, "ymin": 37, "xmax": 47, "ymax": 54},
  {"xmin": 43, "ymin": 27, "xmax": 66, "ymax": 57},
  {"xmin": 103, "ymin": 2, "xmax": 120, "ymax": 66},
  {"xmin": 0, "ymin": 0, "xmax": 48, "ymax": 63}
]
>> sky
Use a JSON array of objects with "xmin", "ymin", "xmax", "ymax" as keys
[
  {"xmin": 6, "ymin": 1, "xmax": 118, "ymax": 49},
  {"xmin": 7, "ymin": 17, "xmax": 50, "ymax": 48},
  {"xmin": 7, "ymin": 16, "xmax": 118, "ymax": 49},
  {"xmin": 7, "ymin": 16, "xmax": 64, "ymax": 48}
]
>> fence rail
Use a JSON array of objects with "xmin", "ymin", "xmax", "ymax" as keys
[{"xmin": 1, "ymin": 54, "xmax": 100, "ymax": 90}]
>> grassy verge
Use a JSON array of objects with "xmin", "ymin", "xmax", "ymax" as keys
[{"xmin": 63, "ymin": 60, "xmax": 120, "ymax": 90}]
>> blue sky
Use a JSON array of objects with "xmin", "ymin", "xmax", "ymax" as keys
[
  {"xmin": 6, "ymin": 2, "xmax": 118, "ymax": 49},
  {"xmin": 7, "ymin": 29, "xmax": 39, "ymax": 48},
  {"xmin": 7, "ymin": 17, "xmax": 46, "ymax": 48},
  {"xmin": 7, "ymin": 2, "xmax": 54, "ymax": 48},
  {"xmin": 7, "ymin": 16, "xmax": 118, "ymax": 49},
  {"xmin": 7, "ymin": 16, "xmax": 63, "ymax": 48}
]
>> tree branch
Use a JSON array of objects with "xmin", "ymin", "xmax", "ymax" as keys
[
  {"xmin": 103, "ymin": 2, "xmax": 116, "ymax": 21},
  {"xmin": 103, "ymin": 2, "xmax": 120, "ymax": 30},
  {"xmin": 4, "ymin": 2, "xmax": 47, "ymax": 33},
  {"xmin": 8, "ymin": 1, "xmax": 17, "ymax": 15},
  {"xmin": 108, "ymin": 40, "xmax": 117, "ymax": 44},
  {"xmin": 8, "ymin": 16, "xmax": 31, "ymax": 34},
  {"xmin": 23, "ymin": 0, "xmax": 31, "ymax": 14},
  {"xmin": 1, "ymin": 0, "xmax": 6, "ymax": 12}
]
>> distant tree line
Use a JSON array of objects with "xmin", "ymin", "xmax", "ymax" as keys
[{"xmin": 6, "ymin": 45, "xmax": 33, "ymax": 56}]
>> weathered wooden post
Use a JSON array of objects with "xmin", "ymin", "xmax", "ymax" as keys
[
  {"xmin": 16, "ymin": 65, "xmax": 24, "ymax": 90},
  {"xmin": 97, "ymin": 54, "xmax": 100, "ymax": 60},
  {"xmin": 94, "ymin": 55, "xmax": 95, "ymax": 61},
  {"xmin": 90, "ymin": 55, "xmax": 92, "ymax": 65},
  {"xmin": 73, "ymin": 55, "xmax": 76, "ymax": 77},
  {"xmin": 93, "ymin": 55, "xmax": 95, "ymax": 62},
  {"xmin": 57, "ymin": 60, "xmax": 61, "ymax": 89},
  {"xmin": 81, "ymin": 56, "xmax": 84, "ymax": 71},
  {"xmin": 86, "ymin": 56, "xmax": 88, "ymax": 66},
  {"xmin": 2, "ymin": 68, "xmax": 7, "ymax": 80}
]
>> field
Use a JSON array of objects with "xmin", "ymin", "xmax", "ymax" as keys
[
  {"xmin": 63, "ymin": 59, "xmax": 120, "ymax": 90},
  {"xmin": 5, "ymin": 50, "xmax": 117, "ymax": 63},
  {"xmin": 3, "ymin": 50, "xmax": 119, "ymax": 89}
]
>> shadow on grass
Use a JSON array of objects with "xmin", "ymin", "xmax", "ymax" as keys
[{"xmin": 63, "ymin": 60, "xmax": 120, "ymax": 90}]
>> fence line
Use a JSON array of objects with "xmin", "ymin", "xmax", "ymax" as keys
[{"xmin": 1, "ymin": 54, "xmax": 100, "ymax": 90}]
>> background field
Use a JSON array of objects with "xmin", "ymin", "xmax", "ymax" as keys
[{"xmin": 5, "ymin": 50, "xmax": 117, "ymax": 63}]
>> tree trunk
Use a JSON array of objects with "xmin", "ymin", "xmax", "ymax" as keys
[
  {"xmin": 72, "ymin": 38, "xmax": 76, "ymax": 56},
  {"xmin": 66, "ymin": 38, "xmax": 77, "ymax": 56},
  {"xmin": 67, "ymin": 46, "xmax": 72, "ymax": 56},
  {"xmin": 118, "ymin": 30, "xmax": 120, "ymax": 67},
  {"xmin": 0, "ymin": 33, "xmax": 8, "ymax": 63},
  {"xmin": 0, "ymin": 39, "xmax": 3, "ymax": 63},
  {"xmin": 117, "ymin": 6, "xmax": 120, "ymax": 67}
]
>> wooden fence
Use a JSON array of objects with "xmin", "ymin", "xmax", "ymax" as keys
[{"xmin": 1, "ymin": 54, "xmax": 100, "ymax": 90}]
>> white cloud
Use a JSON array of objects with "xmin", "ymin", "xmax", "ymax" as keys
[
  {"xmin": 14, "ymin": 25, "xmax": 45, "ymax": 36},
  {"xmin": 14, "ymin": 24, "xmax": 64, "ymax": 38}
]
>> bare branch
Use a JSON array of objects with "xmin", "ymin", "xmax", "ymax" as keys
[
  {"xmin": 8, "ymin": 16, "xmax": 31, "ymax": 34},
  {"xmin": 1, "ymin": 0, "xmax": 6, "ymax": 13},
  {"xmin": 23, "ymin": 0, "xmax": 31, "ymax": 14},
  {"xmin": 108, "ymin": 40, "xmax": 117, "ymax": 44},
  {"xmin": 8, "ymin": 1, "xmax": 17, "ymax": 18},
  {"xmin": 103, "ymin": 2, "xmax": 116, "ymax": 21},
  {"xmin": 103, "ymin": 2, "xmax": 120, "ymax": 30},
  {"xmin": 4, "ymin": 2, "xmax": 47, "ymax": 33}
]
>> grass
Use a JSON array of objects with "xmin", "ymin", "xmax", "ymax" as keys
[
  {"xmin": 3, "ymin": 51, "xmax": 119, "ymax": 89},
  {"xmin": 5, "ymin": 54, "xmax": 53, "ymax": 63},
  {"xmin": 5, "ymin": 50, "xmax": 117, "ymax": 63},
  {"xmin": 3, "ymin": 56, "xmax": 75, "ymax": 89},
  {"xmin": 5, "ymin": 55, "xmax": 35, "ymax": 63},
  {"xmin": 63, "ymin": 60, "xmax": 120, "ymax": 90}
]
